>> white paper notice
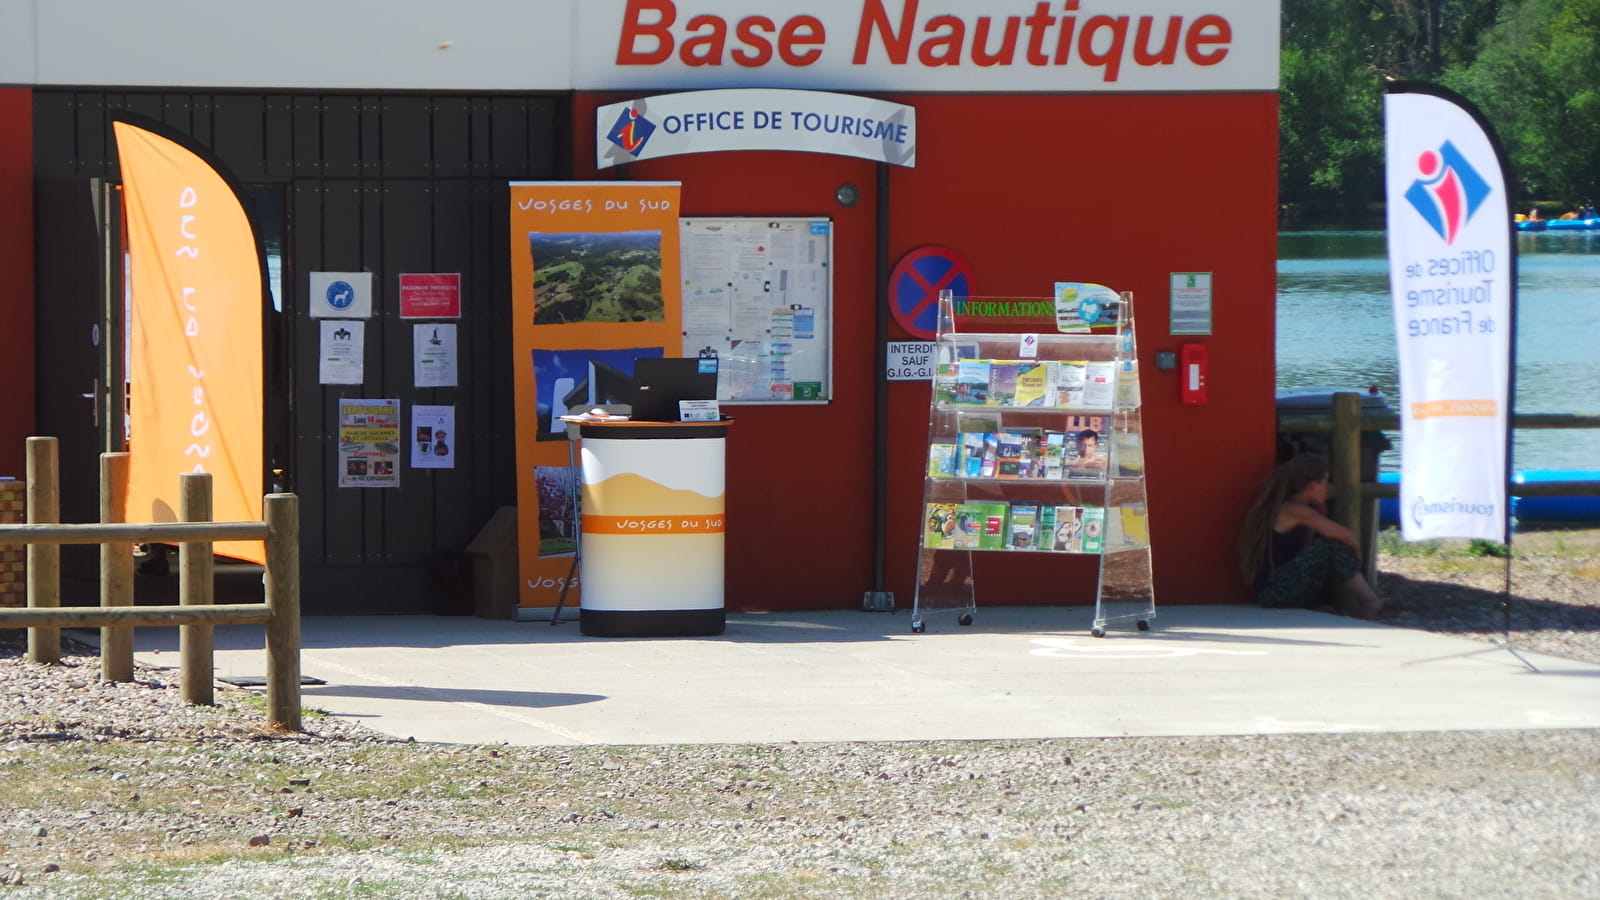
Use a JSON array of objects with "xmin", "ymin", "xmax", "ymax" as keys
[
  {"xmin": 319, "ymin": 320, "xmax": 364, "ymax": 385},
  {"xmin": 411, "ymin": 405, "xmax": 455, "ymax": 469},
  {"xmin": 414, "ymin": 324, "xmax": 458, "ymax": 388}
]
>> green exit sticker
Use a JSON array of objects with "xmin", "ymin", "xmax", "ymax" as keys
[{"xmin": 794, "ymin": 382, "xmax": 822, "ymax": 401}]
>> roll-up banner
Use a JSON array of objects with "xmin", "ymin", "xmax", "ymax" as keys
[
  {"xmin": 1383, "ymin": 84, "xmax": 1515, "ymax": 543},
  {"xmin": 114, "ymin": 119, "xmax": 266, "ymax": 563},
  {"xmin": 509, "ymin": 182, "xmax": 683, "ymax": 612}
]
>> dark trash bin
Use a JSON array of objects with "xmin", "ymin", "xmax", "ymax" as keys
[
  {"xmin": 1275, "ymin": 387, "xmax": 1395, "ymax": 572},
  {"xmin": 1274, "ymin": 387, "xmax": 1394, "ymax": 473}
]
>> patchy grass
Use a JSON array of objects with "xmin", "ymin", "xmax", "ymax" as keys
[{"xmin": 1377, "ymin": 526, "xmax": 1597, "ymax": 565}]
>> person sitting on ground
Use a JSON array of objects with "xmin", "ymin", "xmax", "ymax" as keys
[{"xmin": 1237, "ymin": 453, "xmax": 1389, "ymax": 619}]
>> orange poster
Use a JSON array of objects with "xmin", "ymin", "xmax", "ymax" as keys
[
  {"xmin": 114, "ymin": 119, "xmax": 265, "ymax": 563},
  {"xmin": 509, "ymin": 182, "xmax": 682, "ymax": 611}
]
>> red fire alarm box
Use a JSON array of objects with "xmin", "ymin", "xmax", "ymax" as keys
[{"xmin": 1180, "ymin": 342, "xmax": 1207, "ymax": 404}]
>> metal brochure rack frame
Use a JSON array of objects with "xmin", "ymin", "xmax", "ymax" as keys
[{"xmin": 910, "ymin": 289, "xmax": 1156, "ymax": 636}]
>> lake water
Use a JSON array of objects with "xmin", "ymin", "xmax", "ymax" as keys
[{"xmin": 1277, "ymin": 229, "xmax": 1600, "ymax": 473}]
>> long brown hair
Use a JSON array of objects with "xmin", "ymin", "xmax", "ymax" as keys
[{"xmin": 1237, "ymin": 454, "xmax": 1329, "ymax": 582}]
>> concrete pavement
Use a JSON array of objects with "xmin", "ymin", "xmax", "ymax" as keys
[{"xmin": 97, "ymin": 605, "xmax": 1600, "ymax": 746}]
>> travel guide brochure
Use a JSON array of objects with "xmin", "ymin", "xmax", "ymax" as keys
[
  {"xmin": 1006, "ymin": 502, "xmax": 1038, "ymax": 550},
  {"xmin": 913, "ymin": 502, "xmax": 1105, "ymax": 554},
  {"xmin": 1054, "ymin": 360, "xmax": 1087, "ymax": 407},
  {"xmin": 987, "ymin": 361, "xmax": 1020, "ymax": 406},
  {"xmin": 1042, "ymin": 432, "xmax": 1066, "ymax": 479},
  {"xmin": 957, "ymin": 432, "xmax": 990, "ymax": 477},
  {"xmin": 934, "ymin": 357, "xmax": 1117, "ymax": 411},
  {"xmin": 1080, "ymin": 506, "xmax": 1106, "ymax": 554},
  {"xmin": 1003, "ymin": 427, "xmax": 1044, "ymax": 478},
  {"xmin": 1064, "ymin": 415, "xmax": 1110, "ymax": 482},
  {"xmin": 1082, "ymin": 361, "xmax": 1117, "ymax": 408},
  {"xmin": 1013, "ymin": 361, "xmax": 1051, "ymax": 407},
  {"xmin": 1049, "ymin": 505, "xmax": 1085, "ymax": 552},
  {"xmin": 924, "ymin": 502, "xmax": 958, "ymax": 549},
  {"xmin": 952, "ymin": 502, "xmax": 1008, "ymax": 550},
  {"xmin": 956, "ymin": 412, "xmax": 1001, "ymax": 433},
  {"xmin": 949, "ymin": 429, "xmax": 1080, "ymax": 480},
  {"xmin": 1041, "ymin": 505, "xmax": 1106, "ymax": 553},
  {"xmin": 953, "ymin": 361, "xmax": 991, "ymax": 404},
  {"xmin": 930, "ymin": 501, "xmax": 1095, "ymax": 552},
  {"xmin": 933, "ymin": 362, "xmax": 958, "ymax": 405},
  {"xmin": 994, "ymin": 431, "xmax": 1027, "ymax": 479},
  {"xmin": 979, "ymin": 434, "xmax": 999, "ymax": 477}
]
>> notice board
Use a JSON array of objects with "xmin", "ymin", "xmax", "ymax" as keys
[{"xmin": 679, "ymin": 217, "xmax": 833, "ymax": 403}]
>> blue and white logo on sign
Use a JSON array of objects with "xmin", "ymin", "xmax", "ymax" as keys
[
  {"xmin": 605, "ymin": 107, "xmax": 657, "ymax": 158},
  {"xmin": 326, "ymin": 280, "xmax": 356, "ymax": 310},
  {"xmin": 1403, "ymin": 140, "xmax": 1492, "ymax": 246}
]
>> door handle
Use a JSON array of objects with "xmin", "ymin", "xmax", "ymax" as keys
[{"xmin": 80, "ymin": 378, "xmax": 99, "ymax": 428}]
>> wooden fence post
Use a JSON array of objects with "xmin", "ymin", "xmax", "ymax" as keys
[
  {"xmin": 1332, "ymin": 392, "xmax": 1364, "ymax": 560},
  {"xmin": 179, "ymin": 473, "xmax": 215, "ymax": 706},
  {"xmin": 100, "ymin": 453, "xmax": 134, "ymax": 682},
  {"xmin": 26, "ymin": 437, "xmax": 60, "ymax": 665},
  {"xmin": 263, "ymin": 493, "xmax": 301, "ymax": 732}
]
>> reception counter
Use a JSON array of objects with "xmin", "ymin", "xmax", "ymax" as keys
[{"xmin": 575, "ymin": 420, "xmax": 728, "ymax": 636}]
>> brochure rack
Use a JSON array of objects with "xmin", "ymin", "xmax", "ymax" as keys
[{"xmin": 911, "ymin": 289, "xmax": 1156, "ymax": 636}]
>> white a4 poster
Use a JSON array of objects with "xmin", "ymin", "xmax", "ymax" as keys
[
  {"xmin": 412, "ymin": 405, "xmax": 455, "ymax": 469},
  {"xmin": 414, "ymin": 323, "xmax": 458, "ymax": 388},
  {"xmin": 1384, "ymin": 85, "xmax": 1512, "ymax": 541},
  {"xmin": 319, "ymin": 320, "xmax": 364, "ymax": 385}
]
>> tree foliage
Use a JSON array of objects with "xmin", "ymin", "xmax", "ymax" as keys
[
  {"xmin": 1279, "ymin": 0, "xmax": 1388, "ymax": 216},
  {"xmin": 1445, "ymin": 0, "xmax": 1600, "ymax": 202},
  {"xmin": 1279, "ymin": 0, "xmax": 1600, "ymax": 217}
]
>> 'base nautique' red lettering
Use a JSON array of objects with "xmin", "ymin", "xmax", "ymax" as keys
[
  {"xmin": 850, "ymin": 0, "xmax": 1233, "ymax": 80},
  {"xmin": 617, "ymin": 0, "xmax": 1234, "ymax": 78},
  {"xmin": 618, "ymin": 0, "xmax": 826, "ymax": 68}
]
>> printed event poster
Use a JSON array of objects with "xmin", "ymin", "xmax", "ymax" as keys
[
  {"xmin": 338, "ymin": 398, "xmax": 402, "ymax": 488},
  {"xmin": 510, "ymin": 181, "xmax": 683, "ymax": 612},
  {"xmin": 319, "ymin": 320, "xmax": 364, "ymax": 385},
  {"xmin": 413, "ymin": 323, "xmax": 457, "ymax": 387},
  {"xmin": 411, "ymin": 405, "xmax": 455, "ymax": 469}
]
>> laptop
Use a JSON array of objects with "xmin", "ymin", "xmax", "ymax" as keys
[{"xmin": 630, "ymin": 357, "xmax": 719, "ymax": 422}]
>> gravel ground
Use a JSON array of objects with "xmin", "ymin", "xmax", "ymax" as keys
[
  {"xmin": 2, "ymin": 535, "xmax": 1598, "ymax": 898},
  {"xmin": 1373, "ymin": 527, "xmax": 1600, "ymax": 665}
]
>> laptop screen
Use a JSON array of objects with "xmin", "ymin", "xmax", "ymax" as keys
[{"xmin": 630, "ymin": 357, "xmax": 719, "ymax": 422}]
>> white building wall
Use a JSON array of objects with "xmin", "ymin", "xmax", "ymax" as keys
[{"xmin": 1, "ymin": 0, "xmax": 1278, "ymax": 92}]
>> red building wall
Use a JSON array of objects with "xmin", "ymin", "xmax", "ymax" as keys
[
  {"xmin": 573, "ymin": 91, "xmax": 1280, "ymax": 610},
  {"xmin": 0, "ymin": 89, "xmax": 33, "ymax": 478}
]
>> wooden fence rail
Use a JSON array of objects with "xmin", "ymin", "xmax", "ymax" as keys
[
  {"xmin": 0, "ymin": 437, "xmax": 301, "ymax": 732},
  {"xmin": 1288, "ymin": 394, "xmax": 1600, "ymax": 576}
]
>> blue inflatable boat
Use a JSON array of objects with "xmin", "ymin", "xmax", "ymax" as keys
[
  {"xmin": 1516, "ymin": 217, "xmax": 1600, "ymax": 232},
  {"xmin": 1378, "ymin": 470, "xmax": 1600, "ymax": 527}
]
